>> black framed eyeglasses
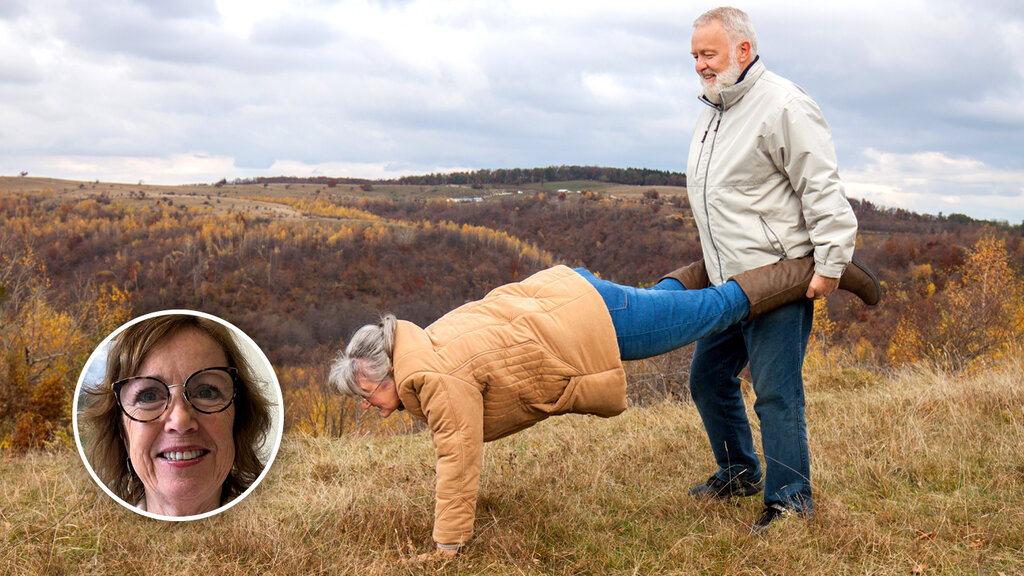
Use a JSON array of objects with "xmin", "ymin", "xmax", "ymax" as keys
[{"xmin": 113, "ymin": 367, "xmax": 238, "ymax": 423}]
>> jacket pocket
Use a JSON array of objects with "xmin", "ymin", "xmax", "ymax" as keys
[
  {"xmin": 759, "ymin": 216, "xmax": 789, "ymax": 259},
  {"xmin": 526, "ymin": 376, "xmax": 578, "ymax": 415}
]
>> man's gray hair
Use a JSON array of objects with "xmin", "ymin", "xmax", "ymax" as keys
[
  {"xmin": 328, "ymin": 313, "xmax": 397, "ymax": 399},
  {"xmin": 694, "ymin": 6, "xmax": 758, "ymax": 58}
]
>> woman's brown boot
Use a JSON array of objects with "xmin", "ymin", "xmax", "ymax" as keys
[
  {"xmin": 659, "ymin": 259, "xmax": 710, "ymax": 290},
  {"xmin": 840, "ymin": 258, "xmax": 882, "ymax": 305},
  {"xmin": 729, "ymin": 256, "xmax": 882, "ymax": 319}
]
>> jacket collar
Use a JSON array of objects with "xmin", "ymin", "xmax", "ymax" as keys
[{"xmin": 698, "ymin": 55, "xmax": 765, "ymax": 111}]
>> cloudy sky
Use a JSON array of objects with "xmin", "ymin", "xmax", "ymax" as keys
[{"xmin": 2, "ymin": 0, "xmax": 1022, "ymax": 222}]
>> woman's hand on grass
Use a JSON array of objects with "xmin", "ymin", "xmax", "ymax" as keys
[{"xmin": 402, "ymin": 546, "xmax": 458, "ymax": 565}]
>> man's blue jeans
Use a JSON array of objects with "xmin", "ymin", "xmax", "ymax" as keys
[
  {"xmin": 572, "ymin": 268, "xmax": 749, "ymax": 360},
  {"xmin": 688, "ymin": 297, "xmax": 815, "ymax": 514}
]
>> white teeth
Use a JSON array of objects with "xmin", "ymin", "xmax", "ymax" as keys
[{"xmin": 161, "ymin": 450, "xmax": 204, "ymax": 461}]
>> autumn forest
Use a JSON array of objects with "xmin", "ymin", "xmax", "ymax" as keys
[{"xmin": 1, "ymin": 173, "xmax": 1023, "ymax": 451}]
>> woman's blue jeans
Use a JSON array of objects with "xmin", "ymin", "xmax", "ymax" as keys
[
  {"xmin": 578, "ymin": 267, "xmax": 814, "ymax": 514},
  {"xmin": 572, "ymin": 268, "xmax": 749, "ymax": 361}
]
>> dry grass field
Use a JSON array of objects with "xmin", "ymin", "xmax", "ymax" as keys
[
  {"xmin": 2, "ymin": 356, "xmax": 1022, "ymax": 575},
  {"xmin": 2, "ymin": 175, "xmax": 1022, "ymax": 574}
]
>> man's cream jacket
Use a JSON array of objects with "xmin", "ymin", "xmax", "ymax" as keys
[{"xmin": 687, "ymin": 58, "xmax": 858, "ymax": 285}]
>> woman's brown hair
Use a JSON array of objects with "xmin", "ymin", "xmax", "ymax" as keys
[{"xmin": 79, "ymin": 314, "xmax": 274, "ymax": 508}]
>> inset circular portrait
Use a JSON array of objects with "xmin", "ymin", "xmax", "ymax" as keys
[{"xmin": 73, "ymin": 310, "xmax": 283, "ymax": 521}]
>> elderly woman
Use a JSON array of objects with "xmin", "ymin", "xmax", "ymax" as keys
[
  {"xmin": 80, "ymin": 313, "xmax": 274, "ymax": 517},
  {"xmin": 330, "ymin": 257, "xmax": 879, "ymax": 558}
]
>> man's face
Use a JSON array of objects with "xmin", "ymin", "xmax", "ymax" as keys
[{"xmin": 691, "ymin": 20, "xmax": 746, "ymax": 101}]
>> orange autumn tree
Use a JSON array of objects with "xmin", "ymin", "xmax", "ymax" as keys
[
  {"xmin": 0, "ymin": 240, "xmax": 131, "ymax": 451},
  {"xmin": 931, "ymin": 235, "xmax": 1024, "ymax": 371},
  {"xmin": 887, "ymin": 235, "xmax": 1024, "ymax": 372}
]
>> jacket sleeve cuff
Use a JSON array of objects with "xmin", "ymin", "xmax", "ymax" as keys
[
  {"xmin": 813, "ymin": 245, "xmax": 852, "ymax": 279},
  {"xmin": 814, "ymin": 260, "xmax": 847, "ymax": 279}
]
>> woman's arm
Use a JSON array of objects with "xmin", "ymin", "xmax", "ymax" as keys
[{"xmin": 415, "ymin": 372, "xmax": 485, "ymax": 548}]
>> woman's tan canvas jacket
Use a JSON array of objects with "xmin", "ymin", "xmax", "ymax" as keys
[{"xmin": 393, "ymin": 265, "xmax": 626, "ymax": 544}]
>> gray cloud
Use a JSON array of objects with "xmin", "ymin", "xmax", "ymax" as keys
[
  {"xmin": 760, "ymin": 0, "xmax": 1024, "ymax": 172},
  {"xmin": 1, "ymin": 0, "xmax": 1022, "ymax": 221}
]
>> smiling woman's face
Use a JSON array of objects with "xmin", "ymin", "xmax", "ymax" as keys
[{"xmin": 122, "ymin": 327, "xmax": 236, "ymax": 516}]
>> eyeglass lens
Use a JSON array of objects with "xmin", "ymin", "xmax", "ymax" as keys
[{"xmin": 117, "ymin": 368, "xmax": 234, "ymax": 421}]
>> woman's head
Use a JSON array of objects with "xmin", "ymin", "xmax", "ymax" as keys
[
  {"xmin": 329, "ymin": 313, "xmax": 401, "ymax": 417},
  {"xmin": 81, "ymin": 314, "xmax": 273, "ymax": 517}
]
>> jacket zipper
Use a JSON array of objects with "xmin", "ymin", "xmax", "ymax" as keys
[
  {"xmin": 759, "ymin": 216, "xmax": 789, "ymax": 259},
  {"xmin": 698, "ymin": 108, "xmax": 724, "ymax": 282}
]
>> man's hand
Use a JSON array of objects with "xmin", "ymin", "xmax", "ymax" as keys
[{"xmin": 806, "ymin": 273, "xmax": 839, "ymax": 299}]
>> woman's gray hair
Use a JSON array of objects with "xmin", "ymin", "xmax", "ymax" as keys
[
  {"xmin": 329, "ymin": 313, "xmax": 397, "ymax": 399},
  {"xmin": 694, "ymin": 6, "xmax": 758, "ymax": 58}
]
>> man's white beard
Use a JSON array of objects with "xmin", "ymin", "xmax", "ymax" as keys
[{"xmin": 701, "ymin": 55, "xmax": 743, "ymax": 103}]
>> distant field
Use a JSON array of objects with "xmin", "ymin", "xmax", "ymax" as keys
[{"xmin": 0, "ymin": 175, "xmax": 686, "ymax": 208}]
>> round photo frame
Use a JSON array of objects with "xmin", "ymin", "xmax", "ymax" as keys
[{"xmin": 72, "ymin": 309, "xmax": 284, "ymax": 521}]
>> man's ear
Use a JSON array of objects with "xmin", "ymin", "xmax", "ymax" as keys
[{"xmin": 736, "ymin": 40, "xmax": 752, "ymax": 65}]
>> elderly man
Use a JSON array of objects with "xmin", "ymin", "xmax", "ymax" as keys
[{"xmin": 660, "ymin": 6, "xmax": 866, "ymax": 533}]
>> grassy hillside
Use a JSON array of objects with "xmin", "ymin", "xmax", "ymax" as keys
[
  {"xmin": 2, "ymin": 175, "xmax": 1022, "ymax": 573},
  {"xmin": 2, "ymin": 358, "xmax": 1021, "ymax": 575}
]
